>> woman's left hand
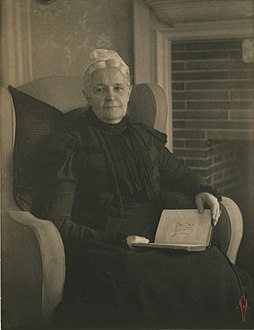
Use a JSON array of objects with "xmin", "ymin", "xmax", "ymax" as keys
[{"xmin": 195, "ymin": 192, "xmax": 221, "ymax": 226}]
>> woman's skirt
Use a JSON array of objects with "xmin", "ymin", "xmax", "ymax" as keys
[{"xmin": 52, "ymin": 241, "xmax": 253, "ymax": 329}]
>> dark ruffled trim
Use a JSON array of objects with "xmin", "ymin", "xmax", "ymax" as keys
[{"xmin": 134, "ymin": 122, "xmax": 167, "ymax": 147}]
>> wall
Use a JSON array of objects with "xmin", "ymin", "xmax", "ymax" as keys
[
  {"xmin": 172, "ymin": 39, "xmax": 254, "ymax": 185},
  {"xmin": 30, "ymin": 0, "xmax": 133, "ymax": 80},
  {"xmin": 172, "ymin": 38, "xmax": 254, "ymax": 276}
]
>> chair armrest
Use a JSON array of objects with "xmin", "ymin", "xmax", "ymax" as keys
[
  {"xmin": 213, "ymin": 196, "xmax": 243, "ymax": 264},
  {"xmin": 2, "ymin": 209, "xmax": 65, "ymax": 328},
  {"xmin": 220, "ymin": 196, "xmax": 243, "ymax": 264}
]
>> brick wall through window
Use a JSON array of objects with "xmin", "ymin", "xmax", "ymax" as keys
[{"xmin": 172, "ymin": 39, "xmax": 254, "ymax": 197}]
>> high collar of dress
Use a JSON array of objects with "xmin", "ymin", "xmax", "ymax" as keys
[{"xmin": 88, "ymin": 108, "xmax": 127, "ymax": 134}]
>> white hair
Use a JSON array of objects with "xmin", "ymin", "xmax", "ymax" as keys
[{"xmin": 83, "ymin": 59, "xmax": 131, "ymax": 96}]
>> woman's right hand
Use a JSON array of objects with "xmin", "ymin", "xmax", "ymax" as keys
[{"xmin": 126, "ymin": 235, "xmax": 150, "ymax": 248}]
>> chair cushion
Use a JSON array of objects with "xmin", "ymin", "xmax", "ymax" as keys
[{"xmin": 8, "ymin": 86, "xmax": 66, "ymax": 218}]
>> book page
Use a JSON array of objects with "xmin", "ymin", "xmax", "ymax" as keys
[{"xmin": 155, "ymin": 209, "xmax": 212, "ymax": 246}]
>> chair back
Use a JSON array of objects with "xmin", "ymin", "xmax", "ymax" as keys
[
  {"xmin": 1, "ymin": 87, "xmax": 18, "ymax": 210},
  {"xmin": 17, "ymin": 76, "xmax": 85, "ymax": 113},
  {"xmin": 17, "ymin": 77, "xmax": 168, "ymax": 129},
  {"xmin": 1, "ymin": 77, "xmax": 168, "ymax": 211}
]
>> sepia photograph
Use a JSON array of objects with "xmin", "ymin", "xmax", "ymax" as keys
[{"xmin": 1, "ymin": 0, "xmax": 254, "ymax": 329}]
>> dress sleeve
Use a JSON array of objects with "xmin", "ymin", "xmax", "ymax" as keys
[
  {"xmin": 46, "ymin": 131, "xmax": 124, "ymax": 249},
  {"xmin": 158, "ymin": 146, "xmax": 221, "ymax": 202}
]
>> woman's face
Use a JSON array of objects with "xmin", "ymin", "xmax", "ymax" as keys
[{"xmin": 87, "ymin": 67, "xmax": 131, "ymax": 124}]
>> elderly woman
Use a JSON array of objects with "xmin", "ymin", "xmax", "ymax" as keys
[{"xmin": 47, "ymin": 49, "xmax": 252, "ymax": 329}]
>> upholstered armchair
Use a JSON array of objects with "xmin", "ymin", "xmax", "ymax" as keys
[{"xmin": 1, "ymin": 77, "xmax": 244, "ymax": 329}]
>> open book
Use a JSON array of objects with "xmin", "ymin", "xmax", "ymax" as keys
[{"xmin": 133, "ymin": 209, "xmax": 213, "ymax": 251}]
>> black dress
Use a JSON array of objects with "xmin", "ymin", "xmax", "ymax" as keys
[{"xmin": 45, "ymin": 109, "xmax": 253, "ymax": 329}]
